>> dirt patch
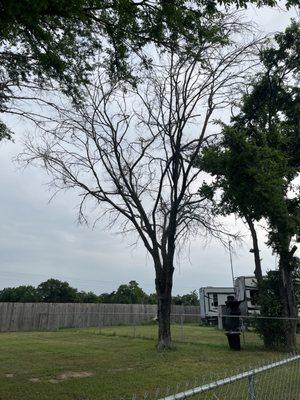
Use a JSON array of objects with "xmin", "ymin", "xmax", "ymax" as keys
[
  {"xmin": 49, "ymin": 379, "xmax": 60, "ymax": 384},
  {"xmin": 5, "ymin": 374, "xmax": 14, "ymax": 378},
  {"xmin": 49, "ymin": 371, "xmax": 94, "ymax": 383},
  {"xmin": 111, "ymin": 368, "xmax": 133, "ymax": 372},
  {"xmin": 29, "ymin": 378, "xmax": 40, "ymax": 383},
  {"xmin": 56, "ymin": 371, "xmax": 95, "ymax": 381},
  {"xmin": 58, "ymin": 371, "xmax": 94, "ymax": 380}
]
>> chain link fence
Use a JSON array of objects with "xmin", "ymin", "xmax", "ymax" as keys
[
  {"xmin": 129, "ymin": 353, "xmax": 300, "ymax": 400},
  {"xmin": 12, "ymin": 310, "xmax": 296, "ymax": 352},
  {"xmin": 93, "ymin": 313, "xmax": 300, "ymax": 351}
]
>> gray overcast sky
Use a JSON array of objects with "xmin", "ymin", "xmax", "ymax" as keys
[{"xmin": 0, "ymin": 6, "xmax": 299, "ymax": 295}]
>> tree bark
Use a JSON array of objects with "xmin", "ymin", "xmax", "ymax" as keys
[
  {"xmin": 155, "ymin": 264, "xmax": 174, "ymax": 350},
  {"xmin": 279, "ymin": 251, "xmax": 298, "ymax": 349},
  {"xmin": 245, "ymin": 217, "xmax": 263, "ymax": 284}
]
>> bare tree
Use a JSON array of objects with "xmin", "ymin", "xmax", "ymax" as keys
[{"xmin": 24, "ymin": 21, "xmax": 260, "ymax": 349}]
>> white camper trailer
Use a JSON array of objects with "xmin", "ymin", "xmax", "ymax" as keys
[
  {"xmin": 201, "ymin": 275, "xmax": 299, "ymax": 325},
  {"xmin": 234, "ymin": 276, "xmax": 259, "ymax": 315},
  {"xmin": 199, "ymin": 287, "xmax": 235, "ymax": 323},
  {"xmin": 234, "ymin": 275, "xmax": 300, "ymax": 316}
]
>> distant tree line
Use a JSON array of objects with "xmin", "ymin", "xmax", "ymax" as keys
[{"xmin": 0, "ymin": 279, "xmax": 199, "ymax": 305}]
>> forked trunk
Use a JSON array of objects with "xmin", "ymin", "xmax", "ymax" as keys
[
  {"xmin": 279, "ymin": 253, "xmax": 298, "ymax": 349},
  {"xmin": 155, "ymin": 265, "xmax": 174, "ymax": 350}
]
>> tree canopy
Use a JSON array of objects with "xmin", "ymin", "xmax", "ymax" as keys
[
  {"xmin": 197, "ymin": 21, "xmax": 300, "ymax": 348},
  {"xmin": 2, "ymin": 0, "xmax": 297, "ymax": 84},
  {"xmin": 0, "ymin": 0, "xmax": 298, "ymax": 141},
  {"xmin": 37, "ymin": 279, "xmax": 78, "ymax": 302},
  {"xmin": 113, "ymin": 281, "xmax": 149, "ymax": 304},
  {"xmin": 0, "ymin": 285, "xmax": 41, "ymax": 302},
  {"xmin": 198, "ymin": 20, "xmax": 300, "ymax": 251}
]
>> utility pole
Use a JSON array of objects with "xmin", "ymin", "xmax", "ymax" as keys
[{"xmin": 228, "ymin": 240, "xmax": 235, "ymax": 287}]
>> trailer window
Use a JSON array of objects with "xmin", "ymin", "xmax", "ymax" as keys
[{"xmin": 213, "ymin": 293, "xmax": 218, "ymax": 307}]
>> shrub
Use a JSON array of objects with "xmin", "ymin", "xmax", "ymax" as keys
[{"xmin": 253, "ymin": 271, "xmax": 287, "ymax": 348}]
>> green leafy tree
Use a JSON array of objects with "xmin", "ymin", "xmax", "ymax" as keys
[
  {"xmin": 0, "ymin": 0, "xmax": 97, "ymax": 140},
  {"xmin": 173, "ymin": 290, "xmax": 199, "ymax": 306},
  {"xmin": 76, "ymin": 291, "xmax": 99, "ymax": 303},
  {"xmin": 1, "ymin": 0, "xmax": 297, "ymax": 141},
  {"xmin": 2, "ymin": 0, "xmax": 296, "ymax": 86},
  {"xmin": 197, "ymin": 21, "xmax": 300, "ymax": 348},
  {"xmin": 147, "ymin": 293, "xmax": 158, "ymax": 305},
  {"xmin": 113, "ymin": 281, "xmax": 149, "ymax": 304},
  {"xmin": 37, "ymin": 279, "xmax": 78, "ymax": 303},
  {"xmin": 233, "ymin": 22, "xmax": 300, "ymax": 349},
  {"xmin": 0, "ymin": 285, "xmax": 41, "ymax": 302},
  {"xmin": 0, "ymin": 122, "xmax": 13, "ymax": 142},
  {"xmin": 98, "ymin": 292, "xmax": 116, "ymax": 304},
  {"xmin": 254, "ymin": 268, "xmax": 300, "ymax": 348},
  {"xmin": 198, "ymin": 129, "xmax": 266, "ymax": 282}
]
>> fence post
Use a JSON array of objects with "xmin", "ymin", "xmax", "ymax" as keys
[
  {"xmin": 248, "ymin": 373, "xmax": 256, "ymax": 400},
  {"xmin": 133, "ymin": 323, "xmax": 136, "ymax": 338},
  {"xmin": 180, "ymin": 314, "xmax": 184, "ymax": 342},
  {"xmin": 218, "ymin": 306, "xmax": 223, "ymax": 330}
]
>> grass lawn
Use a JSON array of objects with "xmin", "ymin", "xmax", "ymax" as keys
[{"xmin": 0, "ymin": 325, "xmax": 298, "ymax": 400}]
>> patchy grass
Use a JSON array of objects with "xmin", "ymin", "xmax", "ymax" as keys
[{"xmin": 0, "ymin": 325, "xmax": 298, "ymax": 400}]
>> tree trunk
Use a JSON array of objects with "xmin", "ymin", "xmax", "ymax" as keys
[
  {"xmin": 245, "ymin": 217, "xmax": 263, "ymax": 284},
  {"xmin": 155, "ymin": 265, "xmax": 174, "ymax": 350},
  {"xmin": 279, "ymin": 252, "xmax": 298, "ymax": 349}
]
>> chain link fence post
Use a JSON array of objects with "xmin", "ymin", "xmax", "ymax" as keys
[
  {"xmin": 133, "ymin": 323, "xmax": 136, "ymax": 338},
  {"xmin": 180, "ymin": 314, "xmax": 184, "ymax": 342},
  {"xmin": 248, "ymin": 373, "xmax": 256, "ymax": 400}
]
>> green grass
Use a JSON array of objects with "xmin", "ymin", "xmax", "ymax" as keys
[{"xmin": 0, "ymin": 325, "xmax": 298, "ymax": 400}]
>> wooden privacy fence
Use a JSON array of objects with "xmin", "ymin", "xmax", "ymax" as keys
[{"xmin": 0, "ymin": 303, "xmax": 200, "ymax": 332}]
